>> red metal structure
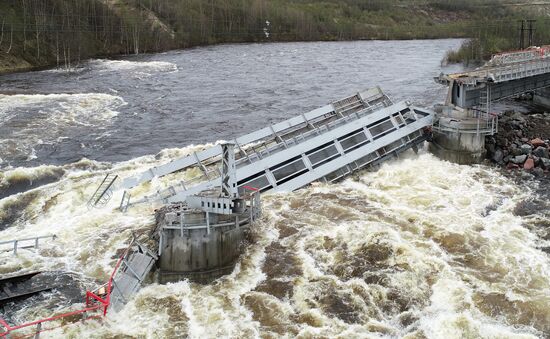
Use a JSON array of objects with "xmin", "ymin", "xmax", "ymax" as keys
[{"xmin": 0, "ymin": 244, "xmax": 131, "ymax": 338}]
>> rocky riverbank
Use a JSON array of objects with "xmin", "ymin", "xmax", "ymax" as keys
[{"xmin": 485, "ymin": 110, "xmax": 550, "ymax": 176}]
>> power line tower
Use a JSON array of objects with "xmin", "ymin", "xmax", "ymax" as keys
[
  {"xmin": 518, "ymin": 20, "xmax": 526, "ymax": 50},
  {"xmin": 527, "ymin": 19, "xmax": 536, "ymax": 47}
]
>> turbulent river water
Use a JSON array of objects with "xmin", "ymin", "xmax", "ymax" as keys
[{"xmin": 1, "ymin": 39, "xmax": 549, "ymax": 338}]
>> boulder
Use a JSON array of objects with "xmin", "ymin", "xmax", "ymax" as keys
[
  {"xmin": 511, "ymin": 112, "xmax": 526, "ymax": 123},
  {"xmin": 511, "ymin": 155, "xmax": 527, "ymax": 164},
  {"xmin": 496, "ymin": 136, "xmax": 509, "ymax": 147},
  {"xmin": 533, "ymin": 167, "xmax": 544, "ymax": 177},
  {"xmin": 533, "ymin": 146, "xmax": 549, "ymax": 159},
  {"xmin": 507, "ymin": 163, "xmax": 520, "ymax": 170},
  {"xmin": 524, "ymin": 158, "xmax": 535, "ymax": 170},
  {"xmin": 492, "ymin": 149, "xmax": 504, "ymax": 163},
  {"xmin": 510, "ymin": 145, "xmax": 523, "ymax": 156},
  {"xmin": 530, "ymin": 138, "xmax": 546, "ymax": 148},
  {"xmin": 486, "ymin": 143, "xmax": 496, "ymax": 155},
  {"xmin": 540, "ymin": 157, "xmax": 550, "ymax": 170},
  {"xmin": 504, "ymin": 110, "xmax": 514, "ymax": 117},
  {"xmin": 520, "ymin": 144, "xmax": 532, "ymax": 155},
  {"xmin": 510, "ymin": 121, "xmax": 522, "ymax": 130}
]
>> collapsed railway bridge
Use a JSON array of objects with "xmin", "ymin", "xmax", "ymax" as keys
[{"xmin": 3, "ymin": 46, "xmax": 550, "ymax": 338}]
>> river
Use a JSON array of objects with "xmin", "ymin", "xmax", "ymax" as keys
[{"xmin": 0, "ymin": 39, "xmax": 549, "ymax": 338}]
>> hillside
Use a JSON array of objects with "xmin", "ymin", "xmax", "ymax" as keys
[{"xmin": 0, "ymin": 0, "xmax": 549, "ymax": 73}]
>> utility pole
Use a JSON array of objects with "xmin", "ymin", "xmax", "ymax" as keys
[
  {"xmin": 518, "ymin": 20, "xmax": 525, "ymax": 50},
  {"xmin": 527, "ymin": 19, "xmax": 536, "ymax": 47}
]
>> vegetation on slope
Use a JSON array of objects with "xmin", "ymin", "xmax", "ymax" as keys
[
  {"xmin": 438, "ymin": 0, "xmax": 550, "ymax": 64},
  {"xmin": 0, "ymin": 0, "xmax": 549, "ymax": 72},
  {"xmin": 445, "ymin": 18, "xmax": 550, "ymax": 65}
]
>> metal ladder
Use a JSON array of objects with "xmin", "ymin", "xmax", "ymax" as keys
[
  {"xmin": 87, "ymin": 174, "xmax": 118, "ymax": 208},
  {"xmin": 478, "ymin": 87, "xmax": 489, "ymax": 115},
  {"xmin": 119, "ymin": 191, "xmax": 131, "ymax": 212}
]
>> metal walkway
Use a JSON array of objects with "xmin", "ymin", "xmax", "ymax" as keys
[
  {"xmin": 118, "ymin": 87, "xmax": 434, "ymax": 210},
  {"xmin": 107, "ymin": 241, "xmax": 157, "ymax": 313},
  {"xmin": 0, "ymin": 272, "xmax": 53, "ymax": 306}
]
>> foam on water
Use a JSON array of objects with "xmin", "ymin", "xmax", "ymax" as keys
[
  {"xmin": 0, "ymin": 93, "xmax": 124, "ymax": 124},
  {"xmin": 87, "ymin": 59, "xmax": 178, "ymax": 74},
  {"xmin": 1, "ymin": 148, "xmax": 549, "ymax": 338},
  {"xmin": 0, "ymin": 142, "xmax": 550, "ymax": 338},
  {"xmin": 0, "ymin": 143, "xmax": 215, "ymax": 271},
  {"xmin": 0, "ymin": 93, "xmax": 126, "ymax": 166}
]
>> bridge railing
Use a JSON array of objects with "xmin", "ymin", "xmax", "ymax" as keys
[
  {"xmin": 432, "ymin": 112, "xmax": 497, "ymax": 136},
  {"xmin": 0, "ymin": 235, "xmax": 57, "ymax": 255},
  {"xmin": 484, "ymin": 59, "xmax": 550, "ymax": 83},
  {"xmin": 158, "ymin": 189, "xmax": 261, "ymax": 243},
  {"xmin": 0, "ymin": 242, "xmax": 129, "ymax": 338}
]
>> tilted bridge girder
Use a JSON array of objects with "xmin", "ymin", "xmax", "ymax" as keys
[{"xmin": 117, "ymin": 87, "xmax": 434, "ymax": 210}]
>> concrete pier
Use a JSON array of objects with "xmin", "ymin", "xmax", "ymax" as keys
[
  {"xmin": 154, "ymin": 179, "xmax": 261, "ymax": 284},
  {"xmin": 429, "ymin": 127, "xmax": 486, "ymax": 164},
  {"xmin": 429, "ymin": 106, "xmax": 496, "ymax": 164},
  {"xmin": 155, "ymin": 208, "xmax": 250, "ymax": 283}
]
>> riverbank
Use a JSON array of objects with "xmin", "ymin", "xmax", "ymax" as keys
[
  {"xmin": 0, "ymin": 54, "xmax": 34, "ymax": 75},
  {"xmin": 485, "ymin": 106, "xmax": 550, "ymax": 176},
  {"xmin": 0, "ymin": 0, "xmax": 524, "ymax": 75}
]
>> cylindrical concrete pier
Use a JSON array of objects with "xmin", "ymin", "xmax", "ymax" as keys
[
  {"xmin": 429, "ymin": 115, "xmax": 491, "ymax": 165},
  {"xmin": 156, "ymin": 208, "xmax": 249, "ymax": 284}
]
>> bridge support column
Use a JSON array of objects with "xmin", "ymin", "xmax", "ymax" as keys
[
  {"xmin": 429, "ymin": 107, "xmax": 495, "ymax": 165},
  {"xmin": 157, "ymin": 212, "xmax": 246, "ymax": 284},
  {"xmin": 429, "ymin": 127, "xmax": 486, "ymax": 164},
  {"xmin": 534, "ymin": 88, "xmax": 550, "ymax": 108}
]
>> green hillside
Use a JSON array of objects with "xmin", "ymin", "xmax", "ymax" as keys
[{"xmin": 0, "ymin": 0, "xmax": 549, "ymax": 73}]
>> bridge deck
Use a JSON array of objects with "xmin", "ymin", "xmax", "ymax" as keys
[
  {"xmin": 437, "ymin": 52, "xmax": 550, "ymax": 109},
  {"xmin": 438, "ymin": 57, "xmax": 550, "ymax": 86},
  {"xmin": 121, "ymin": 87, "xmax": 433, "ymax": 208}
]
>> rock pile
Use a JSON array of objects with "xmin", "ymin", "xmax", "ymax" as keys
[{"xmin": 485, "ymin": 111, "xmax": 550, "ymax": 176}]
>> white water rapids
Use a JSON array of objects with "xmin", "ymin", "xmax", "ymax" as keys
[{"xmin": 1, "ymin": 145, "xmax": 549, "ymax": 338}]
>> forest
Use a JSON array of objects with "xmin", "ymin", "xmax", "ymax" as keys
[{"xmin": 0, "ymin": 0, "xmax": 549, "ymax": 72}]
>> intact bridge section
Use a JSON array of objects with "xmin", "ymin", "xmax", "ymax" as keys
[{"xmin": 432, "ymin": 46, "xmax": 550, "ymax": 164}]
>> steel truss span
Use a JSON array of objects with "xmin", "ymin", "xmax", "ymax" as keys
[{"xmin": 118, "ymin": 87, "xmax": 434, "ymax": 210}]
